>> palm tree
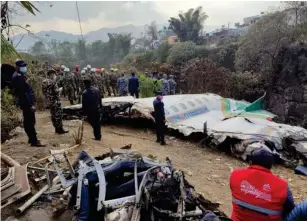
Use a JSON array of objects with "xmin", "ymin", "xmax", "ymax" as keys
[{"xmin": 168, "ymin": 6, "xmax": 208, "ymax": 43}]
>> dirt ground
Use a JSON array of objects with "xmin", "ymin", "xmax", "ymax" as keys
[{"xmin": 1, "ymin": 110, "xmax": 307, "ymax": 220}]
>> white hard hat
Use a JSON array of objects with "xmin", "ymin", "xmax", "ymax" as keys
[
  {"xmin": 90, "ymin": 68, "xmax": 96, "ymax": 72},
  {"xmin": 64, "ymin": 67, "xmax": 69, "ymax": 72},
  {"xmin": 81, "ymin": 70, "xmax": 86, "ymax": 74},
  {"xmin": 61, "ymin": 65, "xmax": 66, "ymax": 69},
  {"xmin": 86, "ymin": 64, "xmax": 91, "ymax": 69}
]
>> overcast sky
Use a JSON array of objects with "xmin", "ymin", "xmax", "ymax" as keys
[{"xmin": 11, "ymin": 1, "xmax": 281, "ymax": 35}]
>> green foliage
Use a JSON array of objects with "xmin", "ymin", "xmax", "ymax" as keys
[
  {"xmin": 18, "ymin": 1, "xmax": 40, "ymax": 15},
  {"xmin": 229, "ymin": 72, "xmax": 266, "ymax": 102},
  {"xmin": 139, "ymin": 74, "xmax": 162, "ymax": 98},
  {"xmin": 1, "ymin": 88, "xmax": 21, "ymax": 142},
  {"xmin": 154, "ymin": 41, "xmax": 171, "ymax": 63},
  {"xmin": 30, "ymin": 41, "xmax": 47, "ymax": 56},
  {"xmin": 166, "ymin": 41, "xmax": 209, "ymax": 66},
  {"xmin": 169, "ymin": 6, "xmax": 208, "ymax": 43}
]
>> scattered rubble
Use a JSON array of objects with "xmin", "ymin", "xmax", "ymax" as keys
[
  {"xmin": 47, "ymin": 146, "xmax": 230, "ymax": 221},
  {"xmin": 1, "ymin": 153, "xmax": 31, "ymax": 210}
]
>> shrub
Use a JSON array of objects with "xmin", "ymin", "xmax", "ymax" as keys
[
  {"xmin": 139, "ymin": 73, "xmax": 162, "ymax": 98},
  {"xmin": 180, "ymin": 58, "xmax": 232, "ymax": 96},
  {"xmin": 1, "ymin": 88, "xmax": 21, "ymax": 142},
  {"xmin": 167, "ymin": 41, "xmax": 197, "ymax": 66},
  {"xmin": 229, "ymin": 71, "xmax": 266, "ymax": 102}
]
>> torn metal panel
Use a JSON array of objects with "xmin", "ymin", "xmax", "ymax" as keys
[{"xmin": 62, "ymin": 94, "xmax": 307, "ymax": 165}]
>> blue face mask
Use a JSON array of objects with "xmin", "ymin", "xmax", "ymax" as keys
[{"xmin": 20, "ymin": 66, "xmax": 27, "ymax": 73}]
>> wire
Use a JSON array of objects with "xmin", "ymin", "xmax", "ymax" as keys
[{"xmin": 75, "ymin": 1, "xmax": 87, "ymax": 64}]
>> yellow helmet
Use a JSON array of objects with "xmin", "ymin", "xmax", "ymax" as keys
[{"xmin": 101, "ymin": 68, "xmax": 105, "ymax": 72}]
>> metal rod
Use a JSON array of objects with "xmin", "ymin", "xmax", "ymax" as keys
[{"xmin": 16, "ymin": 176, "xmax": 60, "ymax": 214}]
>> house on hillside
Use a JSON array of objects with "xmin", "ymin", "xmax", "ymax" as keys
[{"xmin": 243, "ymin": 15, "xmax": 261, "ymax": 26}]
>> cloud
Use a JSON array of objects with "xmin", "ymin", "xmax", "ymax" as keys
[{"xmin": 10, "ymin": 1, "xmax": 281, "ymax": 35}]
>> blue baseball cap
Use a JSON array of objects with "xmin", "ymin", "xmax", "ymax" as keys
[
  {"xmin": 16, "ymin": 60, "xmax": 27, "ymax": 67},
  {"xmin": 155, "ymin": 90, "xmax": 163, "ymax": 96},
  {"xmin": 250, "ymin": 148, "xmax": 274, "ymax": 169}
]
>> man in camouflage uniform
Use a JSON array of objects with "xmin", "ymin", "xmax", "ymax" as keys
[
  {"xmin": 117, "ymin": 73, "xmax": 128, "ymax": 96},
  {"xmin": 73, "ymin": 65, "xmax": 82, "ymax": 103},
  {"xmin": 42, "ymin": 69, "xmax": 68, "ymax": 134},
  {"xmin": 63, "ymin": 68, "xmax": 76, "ymax": 105},
  {"xmin": 160, "ymin": 73, "xmax": 170, "ymax": 96},
  {"xmin": 103, "ymin": 69, "xmax": 112, "ymax": 96},
  {"xmin": 60, "ymin": 65, "xmax": 67, "ymax": 97},
  {"xmin": 168, "ymin": 75, "xmax": 177, "ymax": 95},
  {"xmin": 109, "ymin": 68, "xmax": 118, "ymax": 96},
  {"xmin": 80, "ymin": 70, "xmax": 87, "ymax": 94},
  {"xmin": 94, "ymin": 68, "xmax": 104, "ymax": 98},
  {"xmin": 89, "ymin": 68, "xmax": 98, "ymax": 88}
]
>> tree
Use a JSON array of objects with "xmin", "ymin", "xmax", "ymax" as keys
[
  {"xmin": 107, "ymin": 33, "xmax": 132, "ymax": 64},
  {"xmin": 168, "ymin": 6, "xmax": 208, "ymax": 43},
  {"xmin": 235, "ymin": 11, "xmax": 295, "ymax": 73},
  {"xmin": 283, "ymin": 1, "xmax": 306, "ymax": 26},
  {"xmin": 30, "ymin": 41, "xmax": 47, "ymax": 56},
  {"xmin": 146, "ymin": 21, "xmax": 158, "ymax": 41}
]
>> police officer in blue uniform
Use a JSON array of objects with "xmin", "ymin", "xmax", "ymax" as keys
[
  {"xmin": 11, "ymin": 60, "xmax": 45, "ymax": 147},
  {"xmin": 128, "ymin": 72, "xmax": 139, "ymax": 98},
  {"xmin": 153, "ymin": 90, "xmax": 166, "ymax": 145},
  {"xmin": 82, "ymin": 78, "xmax": 102, "ymax": 141}
]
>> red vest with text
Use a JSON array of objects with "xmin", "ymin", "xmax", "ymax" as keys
[{"xmin": 230, "ymin": 165, "xmax": 287, "ymax": 221}]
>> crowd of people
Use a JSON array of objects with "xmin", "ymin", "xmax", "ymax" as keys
[{"xmin": 10, "ymin": 60, "xmax": 177, "ymax": 144}]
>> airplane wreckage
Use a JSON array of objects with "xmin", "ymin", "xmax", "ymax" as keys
[{"xmin": 63, "ymin": 93, "xmax": 307, "ymax": 168}]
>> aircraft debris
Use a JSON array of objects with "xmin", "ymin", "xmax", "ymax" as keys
[
  {"xmin": 63, "ymin": 94, "xmax": 307, "ymax": 167},
  {"xmin": 49, "ymin": 148, "xmax": 230, "ymax": 221}
]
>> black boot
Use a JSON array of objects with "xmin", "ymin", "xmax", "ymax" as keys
[
  {"xmin": 160, "ymin": 140, "xmax": 166, "ymax": 146},
  {"xmin": 55, "ymin": 127, "xmax": 69, "ymax": 134},
  {"xmin": 31, "ymin": 140, "xmax": 46, "ymax": 147}
]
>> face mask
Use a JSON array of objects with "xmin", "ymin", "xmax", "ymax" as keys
[{"xmin": 20, "ymin": 67, "xmax": 27, "ymax": 73}]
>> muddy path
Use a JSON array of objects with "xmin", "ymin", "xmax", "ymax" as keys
[{"xmin": 1, "ymin": 111, "xmax": 307, "ymax": 220}]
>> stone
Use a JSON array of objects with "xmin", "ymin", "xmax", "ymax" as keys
[{"xmin": 9, "ymin": 126, "xmax": 25, "ymax": 137}]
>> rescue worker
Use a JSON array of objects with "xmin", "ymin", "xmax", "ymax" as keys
[
  {"xmin": 103, "ymin": 69, "xmax": 112, "ymax": 96},
  {"xmin": 160, "ymin": 73, "xmax": 170, "ymax": 96},
  {"xmin": 82, "ymin": 78, "xmax": 102, "ymax": 141},
  {"xmin": 80, "ymin": 70, "xmax": 87, "ymax": 97},
  {"xmin": 89, "ymin": 68, "xmax": 98, "ymax": 88},
  {"xmin": 86, "ymin": 64, "xmax": 91, "ymax": 74},
  {"xmin": 168, "ymin": 75, "xmax": 177, "ymax": 95},
  {"xmin": 60, "ymin": 65, "xmax": 67, "ymax": 97},
  {"xmin": 230, "ymin": 148, "xmax": 295, "ymax": 221},
  {"xmin": 42, "ymin": 69, "xmax": 68, "ymax": 134},
  {"xmin": 11, "ymin": 60, "xmax": 45, "ymax": 147},
  {"xmin": 73, "ymin": 65, "xmax": 82, "ymax": 103},
  {"xmin": 117, "ymin": 73, "xmax": 128, "ymax": 96},
  {"xmin": 109, "ymin": 68, "xmax": 118, "ymax": 96},
  {"xmin": 94, "ymin": 68, "xmax": 104, "ymax": 98},
  {"xmin": 128, "ymin": 72, "xmax": 139, "ymax": 98},
  {"xmin": 153, "ymin": 90, "xmax": 166, "ymax": 145},
  {"xmin": 63, "ymin": 68, "xmax": 76, "ymax": 105}
]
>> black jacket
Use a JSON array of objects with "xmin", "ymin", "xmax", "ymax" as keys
[
  {"xmin": 128, "ymin": 76, "xmax": 139, "ymax": 93},
  {"xmin": 11, "ymin": 72, "xmax": 35, "ymax": 109},
  {"xmin": 153, "ymin": 98, "xmax": 165, "ymax": 122},
  {"xmin": 82, "ymin": 86, "xmax": 102, "ymax": 115}
]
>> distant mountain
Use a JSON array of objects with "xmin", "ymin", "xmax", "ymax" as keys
[{"xmin": 13, "ymin": 24, "xmax": 146, "ymax": 52}]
